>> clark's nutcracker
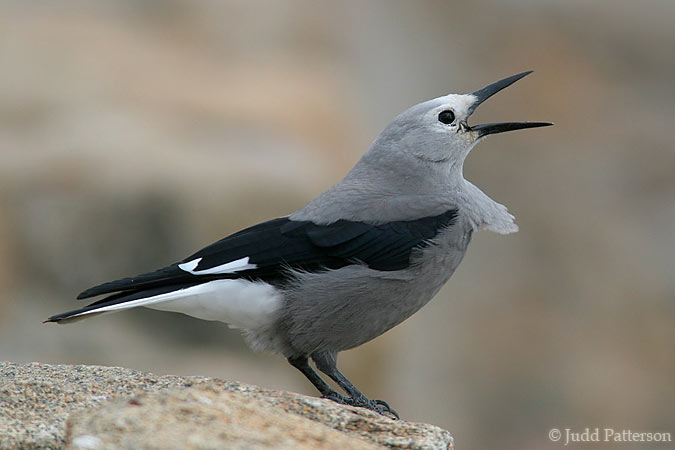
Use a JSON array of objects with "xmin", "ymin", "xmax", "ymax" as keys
[{"xmin": 47, "ymin": 71, "xmax": 551, "ymax": 418}]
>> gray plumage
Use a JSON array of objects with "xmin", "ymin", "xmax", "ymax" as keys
[
  {"xmin": 47, "ymin": 71, "xmax": 551, "ymax": 418},
  {"xmin": 275, "ymin": 225, "xmax": 472, "ymax": 355}
]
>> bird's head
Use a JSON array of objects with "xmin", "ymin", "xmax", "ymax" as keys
[
  {"xmin": 296, "ymin": 71, "xmax": 552, "ymax": 225},
  {"xmin": 369, "ymin": 71, "xmax": 552, "ymax": 173}
]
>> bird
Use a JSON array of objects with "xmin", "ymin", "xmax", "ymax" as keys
[{"xmin": 47, "ymin": 70, "xmax": 551, "ymax": 419}]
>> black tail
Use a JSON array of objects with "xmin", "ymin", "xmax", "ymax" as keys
[
  {"xmin": 76, "ymin": 265, "xmax": 201, "ymax": 299},
  {"xmin": 46, "ymin": 282, "xmax": 203, "ymax": 323}
]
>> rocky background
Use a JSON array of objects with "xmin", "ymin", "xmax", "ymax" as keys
[{"xmin": 1, "ymin": 1, "xmax": 674, "ymax": 449}]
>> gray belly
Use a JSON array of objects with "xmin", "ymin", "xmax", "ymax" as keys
[{"xmin": 275, "ymin": 227, "xmax": 472, "ymax": 356}]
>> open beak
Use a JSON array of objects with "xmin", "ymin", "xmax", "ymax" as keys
[{"xmin": 467, "ymin": 71, "xmax": 552, "ymax": 138}]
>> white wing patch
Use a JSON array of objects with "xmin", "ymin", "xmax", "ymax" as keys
[
  {"xmin": 64, "ymin": 280, "xmax": 282, "ymax": 331},
  {"xmin": 178, "ymin": 256, "xmax": 257, "ymax": 275}
]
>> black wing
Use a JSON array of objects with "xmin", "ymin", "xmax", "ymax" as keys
[{"xmin": 77, "ymin": 209, "xmax": 458, "ymax": 300}]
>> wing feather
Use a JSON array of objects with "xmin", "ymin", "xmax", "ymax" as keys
[{"xmin": 77, "ymin": 210, "xmax": 458, "ymax": 300}]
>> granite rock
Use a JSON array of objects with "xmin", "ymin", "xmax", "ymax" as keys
[{"xmin": 0, "ymin": 362, "xmax": 453, "ymax": 450}]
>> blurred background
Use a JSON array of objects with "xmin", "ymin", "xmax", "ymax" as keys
[{"xmin": 1, "ymin": 0, "xmax": 674, "ymax": 448}]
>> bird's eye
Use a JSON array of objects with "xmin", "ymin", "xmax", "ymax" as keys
[{"xmin": 438, "ymin": 110, "xmax": 455, "ymax": 125}]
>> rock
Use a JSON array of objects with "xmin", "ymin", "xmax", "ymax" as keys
[
  {"xmin": 0, "ymin": 362, "xmax": 209, "ymax": 449},
  {"xmin": 0, "ymin": 362, "xmax": 453, "ymax": 450},
  {"xmin": 65, "ymin": 386, "xmax": 378, "ymax": 450}
]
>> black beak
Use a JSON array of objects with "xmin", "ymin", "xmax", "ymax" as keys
[
  {"xmin": 467, "ymin": 71, "xmax": 553, "ymax": 137},
  {"xmin": 471, "ymin": 121, "xmax": 552, "ymax": 138}
]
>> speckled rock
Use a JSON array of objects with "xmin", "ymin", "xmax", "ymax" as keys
[
  {"xmin": 0, "ymin": 362, "xmax": 454, "ymax": 450},
  {"xmin": 65, "ymin": 385, "xmax": 379, "ymax": 450}
]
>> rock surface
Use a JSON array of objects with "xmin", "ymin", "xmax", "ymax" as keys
[{"xmin": 0, "ymin": 362, "xmax": 453, "ymax": 449}]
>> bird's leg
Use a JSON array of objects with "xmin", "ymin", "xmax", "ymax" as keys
[
  {"xmin": 286, "ymin": 355, "xmax": 346, "ymax": 400},
  {"xmin": 311, "ymin": 352, "xmax": 399, "ymax": 419}
]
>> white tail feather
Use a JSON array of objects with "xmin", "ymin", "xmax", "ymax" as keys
[{"xmin": 67, "ymin": 280, "xmax": 282, "ymax": 331}]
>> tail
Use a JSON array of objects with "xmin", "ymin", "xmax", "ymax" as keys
[
  {"xmin": 75, "ymin": 265, "xmax": 199, "ymax": 300},
  {"xmin": 45, "ymin": 278, "xmax": 283, "ymax": 330},
  {"xmin": 45, "ymin": 282, "xmax": 203, "ymax": 324}
]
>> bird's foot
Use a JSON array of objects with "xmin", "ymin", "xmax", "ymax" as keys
[
  {"xmin": 321, "ymin": 392, "xmax": 351, "ymax": 404},
  {"xmin": 371, "ymin": 399, "xmax": 400, "ymax": 419},
  {"xmin": 321, "ymin": 393, "xmax": 399, "ymax": 419}
]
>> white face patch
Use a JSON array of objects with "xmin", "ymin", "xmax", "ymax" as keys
[
  {"xmin": 430, "ymin": 93, "xmax": 477, "ymax": 121},
  {"xmin": 178, "ymin": 256, "xmax": 257, "ymax": 275}
]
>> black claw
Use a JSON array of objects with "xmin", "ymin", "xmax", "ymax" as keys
[
  {"xmin": 373, "ymin": 399, "xmax": 400, "ymax": 419},
  {"xmin": 322, "ymin": 394, "xmax": 399, "ymax": 419},
  {"xmin": 373, "ymin": 399, "xmax": 391, "ymax": 408}
]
